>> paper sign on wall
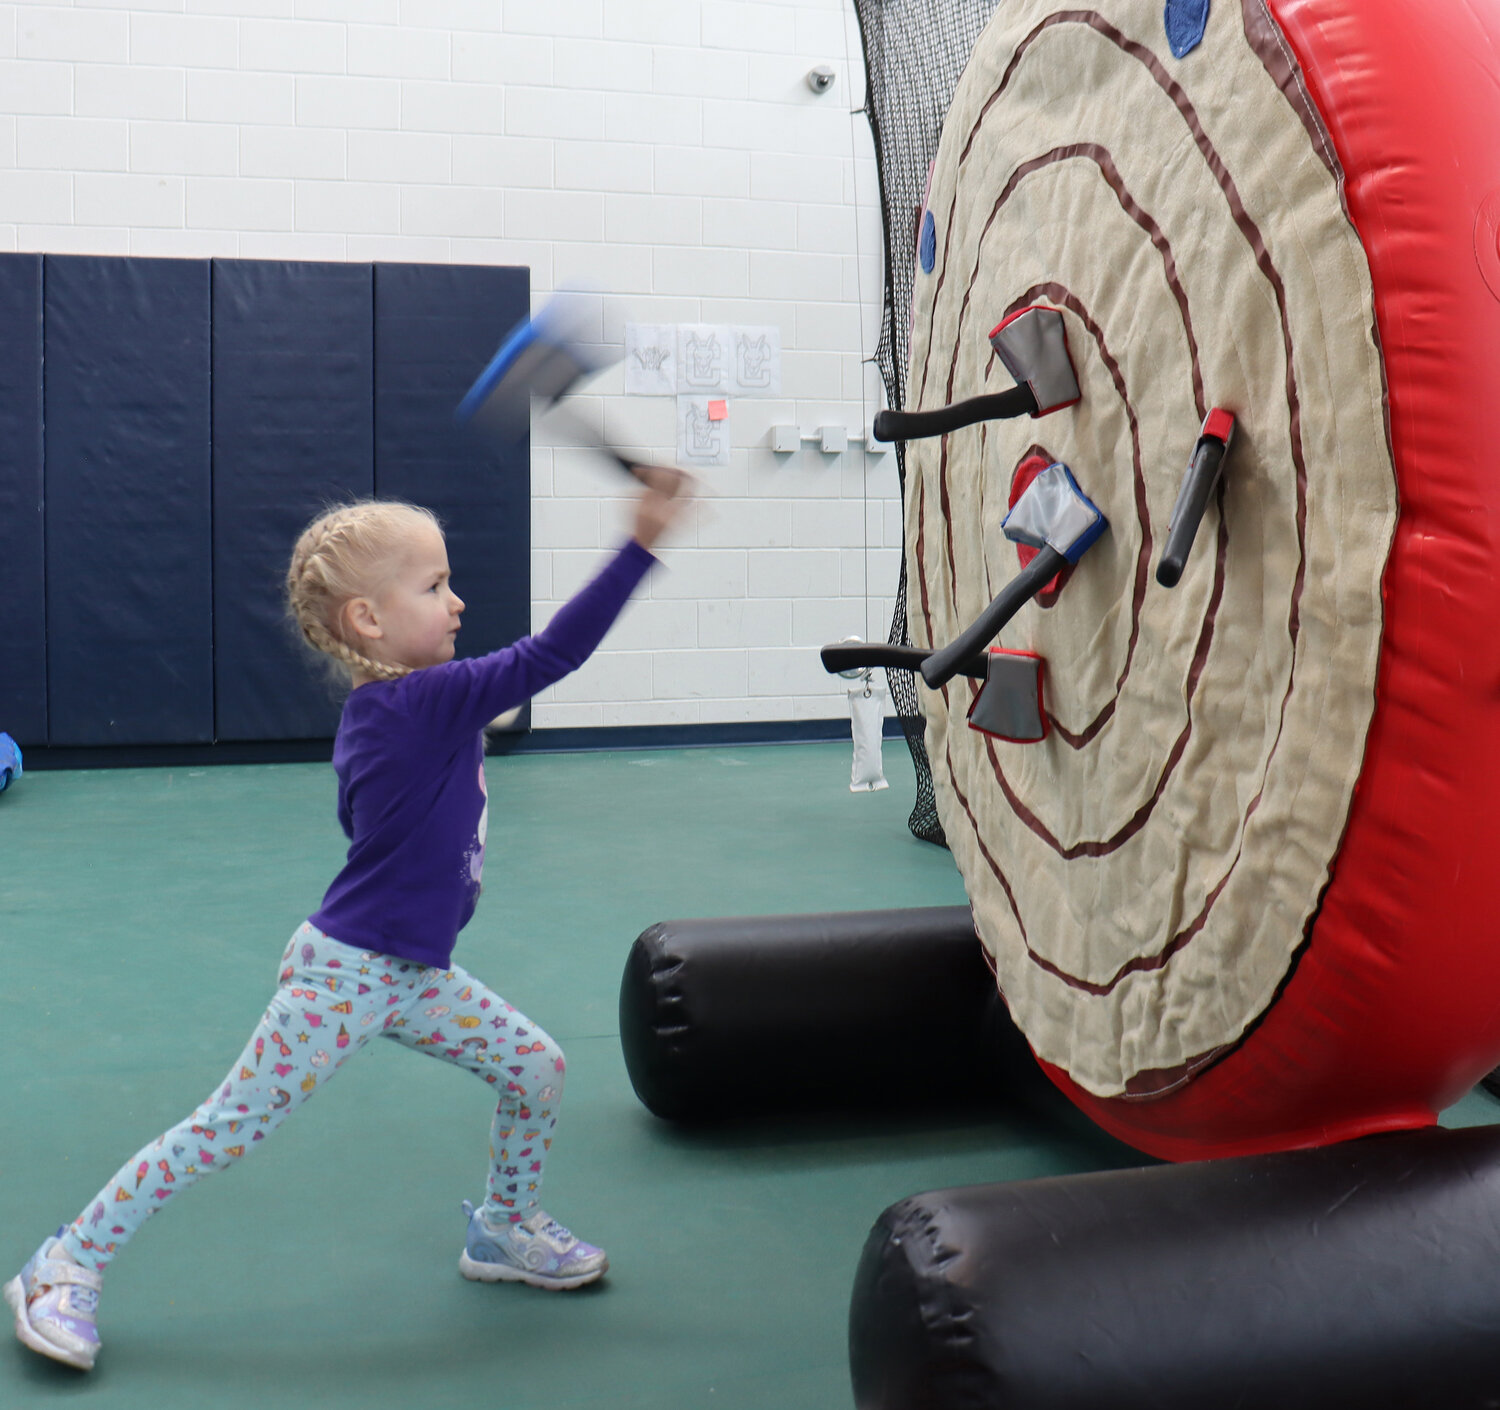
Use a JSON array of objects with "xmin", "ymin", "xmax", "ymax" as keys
[
  {"xmin": 676, "ymin": 324, "xmax": 732, "ymax": 395},
  {"xmin": 677, "ymin": 394, "xmax": 731, "ymax": 467},
  {"xmin": 730, "ymin": 325, "xmax": 781, "ymax": 396},
  {"xmin": 630, "ymin": 323, "xmax": 781, "ymax": 469},
  {"xmin": 624, "ymin": 323, "xmax": 676, "ymax": 395},
  {"xmin": 625, "ymin": 322, "xmax": 783, "ymax": 404}
]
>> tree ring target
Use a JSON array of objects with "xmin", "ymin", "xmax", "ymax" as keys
[{"xmin": 905, "ymin": 2, "xmax": 1397, "ymax": 1099}]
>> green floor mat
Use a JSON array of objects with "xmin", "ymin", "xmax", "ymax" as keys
[{"xmin": 3, "ymin": 744, "xmax": 1489, "ymax": 1408}]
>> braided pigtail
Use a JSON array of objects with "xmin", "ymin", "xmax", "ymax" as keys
[
  {"xmin": 285, "ymin": 500, "xmax": 441, "ymax": 685},
  {"xmin": 298, "ymin": 613, "xmax": 410, "ymax": 684}
]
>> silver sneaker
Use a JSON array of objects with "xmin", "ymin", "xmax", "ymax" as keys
[
  {"xmin": 5, "ymin": 1232, "xmax": 102, "ymax": 1370},
  {"xmin": 459, "ymin": 1201, "xmax": 607, "ymax": 1290}
]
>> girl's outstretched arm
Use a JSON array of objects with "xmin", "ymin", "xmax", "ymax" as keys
[{"xmin": 403, "ymin": 467, "xmax": 693, "ymax": 736}]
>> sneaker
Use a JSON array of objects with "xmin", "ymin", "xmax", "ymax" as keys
[
  {"xmin": 458, "ymin": 1201, "xmax": 608, "ymax": 1290},
  {"xmin": 4, "ymin": 1231, "xmax": 102, "ymax": 1370}
]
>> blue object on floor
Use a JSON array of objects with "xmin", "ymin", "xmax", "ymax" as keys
[{"xmin": 0, "ymin": 732, "xmax": 22, "ymax": 792}]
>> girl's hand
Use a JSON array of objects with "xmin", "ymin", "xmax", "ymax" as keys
[{"xmin": 630, "ymin": 465, "xmax": 694, "ymax": 550}]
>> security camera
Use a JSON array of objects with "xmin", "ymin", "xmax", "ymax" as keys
[{"xmin": 807, "ymin": 65, "xmax": 837, "ymax": 94}]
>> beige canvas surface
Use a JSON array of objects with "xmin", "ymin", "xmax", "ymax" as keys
[{"xmin": 906, "ymin": 0, "xmax": 1397, "ymax": 1097}]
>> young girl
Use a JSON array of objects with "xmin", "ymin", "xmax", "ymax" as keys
[{"xmin": 7, "ymin": 470, "xmax": 690, "ymax": 1371}]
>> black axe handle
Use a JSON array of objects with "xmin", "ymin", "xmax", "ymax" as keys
[
  {"xmin": 819, "ymin": 642, "xmax": 986, "ymax": 681},
  {"xmin": 873, "ymin": 384, "xmax": 1038, "ymax": 442},
  {"xmin": 921, "ymin": 546, "xmax": 1068, "ymax": 690},
  {"xmin": 1157, "ymin": 410, "xmax": 1236, "ymax": 588}
]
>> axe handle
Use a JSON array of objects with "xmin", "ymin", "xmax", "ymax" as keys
[
  {"xmin": 541, "ymin": 400, "xmax": 649, "ymax": 483},
  {"xmin": 873, "ymin": 384, "xmax": 1038, "ymax": 442},
  {"xmin": 608, "ymin": 447, "xmax": 653, "ymax": 484},
  {"xmin": 922, "ymin": 547, "xmax": 1068, "ymax": 690},
  {"xmin": 1156, "ymin": 435, "xmax": 1228, "ymax": 587},
  {"xmin": 819, "ymin": 642, "xmax": 986, "ymax": 680}
]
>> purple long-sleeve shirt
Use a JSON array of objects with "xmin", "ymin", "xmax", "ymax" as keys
[{"xmin": 308, "ymin": 539, "xmax": 654, "ymax": 968}]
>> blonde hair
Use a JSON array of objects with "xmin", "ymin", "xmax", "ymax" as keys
[{"xmin": 286, "ymin": 499, "xmax": 442, "ymax": 684}]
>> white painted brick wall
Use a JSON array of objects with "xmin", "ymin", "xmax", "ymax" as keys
[
  {"xmin": 78, "ymin": 65, "xmax": 186, "ymax": 121},
  {"xmin": 19, "ymin": 8, "xmax": 128, "ymax": 65},
  {"xmin": 2, "ymin": 0, "xmax": 901, "ymax": 733}
]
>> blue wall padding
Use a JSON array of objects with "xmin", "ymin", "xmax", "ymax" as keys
[
  {"xmin": 0, "ymin": 257, "xmax": 530, "ymax": 752},
  {"xmin": 44, "ymin": 256, "xmax": 213, "ymax": 747},
  {"xmin": 374, "ymin": 263, "xmax": 531, "ymax": 667},
  {"xmin": 212, "ymin": 260, "xmax": 375, "ymax": 742},
  {"xmin": 0, "ymin": 255, "xmax": 46, "ymax": 744}
]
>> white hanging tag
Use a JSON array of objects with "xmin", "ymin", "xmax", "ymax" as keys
[{"xmin": 847, "ymin": 675, "xmax": 889, "ymax": 792}]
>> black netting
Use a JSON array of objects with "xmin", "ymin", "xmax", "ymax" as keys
[{"xmin": 853, "ymin": 0, "xmax": 1000, "ymax": 846}]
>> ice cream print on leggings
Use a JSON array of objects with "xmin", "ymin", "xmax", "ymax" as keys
[{"xmin": 68, "ymin": 926, "xmax": 565, "ymax": 1265}]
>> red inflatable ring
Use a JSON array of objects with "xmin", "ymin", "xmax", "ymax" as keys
[{"xmin": 906, "ymin": 0, "xmax": 1500, "ymax": 1159}]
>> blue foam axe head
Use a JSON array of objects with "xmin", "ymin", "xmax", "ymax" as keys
[{"xmin": 456, "ymin": 289, "xmax": 613, "ymax": 449}]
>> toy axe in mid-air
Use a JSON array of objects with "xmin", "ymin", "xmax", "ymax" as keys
[
  {"xmin": 456, "ymin": 290, "xmax": 650, "ymax": 482},
  {"xmin": 821, "ymin": 462, "xmax": 1108, "ymax": 703},
  {"xmin": 872, "ymin": 305, "xmax": 1081, "ymax": 442}
]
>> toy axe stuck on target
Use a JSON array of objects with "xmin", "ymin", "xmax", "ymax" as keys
[
  {"xmin": 821, "ymin": 461, "xmax": 1108, "ymax": 691},
  {"xmin": 872, "ymin": 305, "xmax": 1081, "ymax": 442},
  {"xmin": 1155, "ymin": 407, "xmax": 1237, "ymax": 588}
]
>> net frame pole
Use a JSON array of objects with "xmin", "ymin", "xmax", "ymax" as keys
[{"xmin": 849, "ymin": 0, "xmax": 1002, "ymax": 844}]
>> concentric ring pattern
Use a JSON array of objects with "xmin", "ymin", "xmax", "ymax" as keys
[{"xmin": 906, "ymin": 0, "xmax": 1397, "ymax": 1097}]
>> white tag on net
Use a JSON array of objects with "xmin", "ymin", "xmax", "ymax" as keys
[{"xmin": 847, "ymin": 678, "xmax": 889, "ymax": 793}]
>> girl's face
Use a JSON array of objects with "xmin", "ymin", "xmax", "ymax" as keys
[{"xmin": 353, "ymin": 523, "xmax": 465, "ymax": 673}]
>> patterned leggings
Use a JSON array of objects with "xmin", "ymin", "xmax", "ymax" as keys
[{"xmin": 60, "ymin": 923, "xmax": 564, "ymax": 1272}]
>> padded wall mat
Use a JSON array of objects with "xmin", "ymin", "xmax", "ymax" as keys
[
  {"xmin": 211, "ymin": 260, "xmax": 375, "ymax": 742},
  {"xmin": 0, "ymin": 255, "xmax": 45, "ymax": 742},
  {"xmin": 0, "ymin": 255, "xmax": 529, "ymax": 753},
  {"xmin": 373, "ymin": 262, "xmax": 530, "ymax": 663},
  {"xmin": 44, "ymin": 256, "xmax": 213, "ymax": 747}
]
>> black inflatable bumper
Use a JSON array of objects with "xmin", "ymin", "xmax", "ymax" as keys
[
  {"xmin": 619, "ymin": 906, "xmax": 1024, "ymax": 1120},
  {"xmin": 850, "ymin": 1121, "xmax": 1500, "ymax": 1409}
]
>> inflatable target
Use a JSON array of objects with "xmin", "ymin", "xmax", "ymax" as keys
[{"xmin": 901, "ymin": 0, "xmax": 1500, "ymax": 1160}]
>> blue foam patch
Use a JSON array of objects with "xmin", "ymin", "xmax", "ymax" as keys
[
  {"xmin": 1165, "ymin": 0, "xmax": 1210, "ymax": 58},
  {"xmin": 919, "ymin": 209, "xmax": 937, "ymax": 274}
]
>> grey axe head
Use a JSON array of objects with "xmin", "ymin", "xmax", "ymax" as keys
[
  {"xmin": 968, "ymin": 649, "xmax": 1048, "ymax": 743},
  {"xmin": 989, "ymin": 306, "xmax": 1080, "ymax": 417},
  {"xmin": 1002, "ymin": 461, "xmax": 1107, "ymax": 563}
]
